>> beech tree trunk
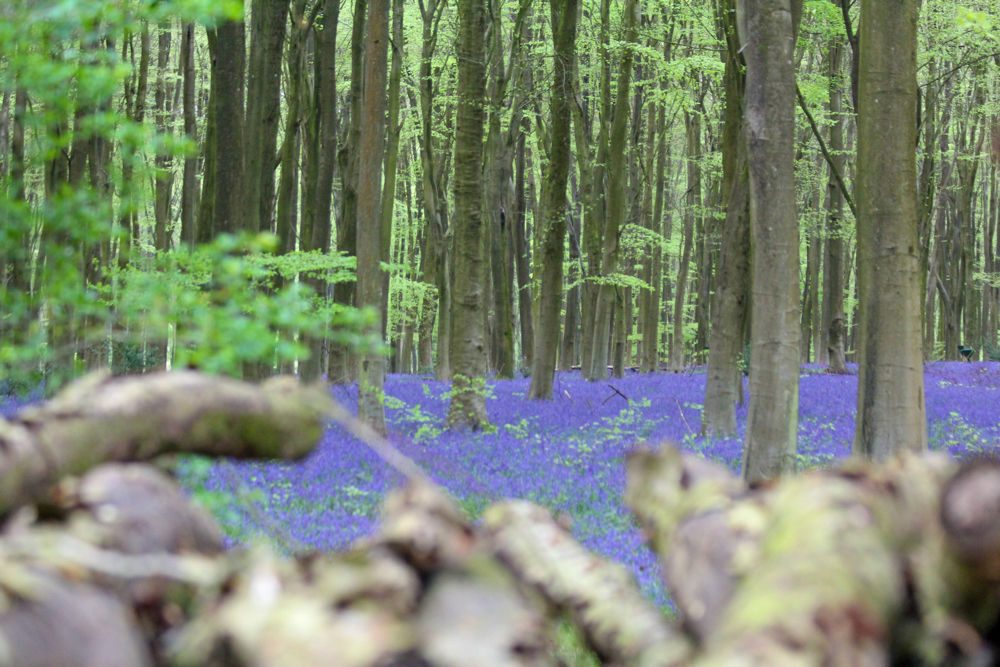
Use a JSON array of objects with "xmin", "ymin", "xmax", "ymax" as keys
[
  {"xmin": 741, "ymin": 0, "xmax": 803, "ymax": 483},
  {"xmin": 702, "ymin": 0, "xmax": 749, "ymax": 436},
  {"xmin": 208, "ymin": 20, "xmax": 245, "ymax": 236},
  {"xmin": 823, "ymin": 37, "xmax": 848, "ymax": 374},
  {"xmin": 356, "ymin": 0, "xmax": 390, "ymax": 435},
  {"xmin": 244, "ymin": 0, "xmax": 289, "ymax": 234},
  {"xmin": 528, "ymin": 0, "xmax": 578, "ymax": 400},
  {"xmin": 583, "ymin": 0, "xmax": 637, "ymax": 382},
  {"xmin": 446, "ymin": 0, "xmax": 489, "ymax": 429},
  {"xmin": 854, "ymin": 0, "xmax": 926, "ymax": 460}
]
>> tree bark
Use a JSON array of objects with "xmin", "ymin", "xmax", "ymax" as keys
[
  {"xmin": 356, "ymin": 0, "xmax": 390, "ymax": 435},
  {"xmin": 670, "ymin": 110, "xmax": 699, "ymax": 373},
  {"xmin": 583, "ymin": 0, "xmax": 637, "ymax": 381},
  {"xmin": 0, "ymin": 371, "xmax": 333, "ymax": 516},
  {"xmin": 446, "ymin": 0, "xmax": 489, "ymax": 429},
  {"xmin": 528, "ymin": 0, "xmax": 578, "ymax": 400},
  {"xmin": 703, "ymin": 0, "xmax": 749, "ymax": 436},
  {"xmin": 741, "ymin": 0, "xmax": 803, "ymax": 483},
  {"xmin": 244, "ymin": 0, "xmax": 289, "ymax": 234},
  {"xmin": 179, "ymin": 23, "xmax": 199, "ymax": 248},
  {"xmin": 854, "ymin": 0, "xmax": 926, "ymax": 460},
  {"xmin": 823, "ymin": 36, "xmax": 848, "ymax": 374},
  {"xmin": 208, "ymin": 20, "xmax": 245, "ymax": 236}
]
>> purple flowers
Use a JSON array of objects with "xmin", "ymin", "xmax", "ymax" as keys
[{"xmin": 186, "ymin": 362, "xmax": 1000, "ymax": 608}]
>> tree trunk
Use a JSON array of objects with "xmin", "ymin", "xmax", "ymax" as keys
[
  {"xmin": 356, "ymin": 0, "xmax": 390, "ymax": 435},
  {"xmin": 180, "ymin": 23, "xmax": 199, "ymax": 248},
  {"xmin": 514, "ymin": 126, "xmax": 535, "ymax": 370},
  {"xmin": 209, "ymin": 20, "xmax": 245, "ymax": 236},
  {"xmin": 670, "ymin": 111, "xmax": 699, "ymax": 373},
  {"xmin": 379, "ymin": 0, "xmax": 405, "ymax": 350},
  {"xmin": 528, "ymin": 0, "xmax": 577, "ymax": 400},
  {"xmin": 244, "ymin": 0, "xmax": 289, "ymax": 234},
  {"xmin": 702, "ymin": 0, "xmax": 749, "ymax": 436},
  {"xmin": 583, "ymin": 0, "xmax": 637, "ymax": 382},
  {"xmin": 153, "ymin": 24, "xmax": 174, "ymax": 251},
  {"xmin": 329, "ymin": 0, "xmax": 366, "ymax": 383},
  {"xmin": 741, "ymin": 0, "xmax": 803, "ymax": 483},
  {"xmin": 823, "ymin": 36, "xmax": 848, "ymax": 374},
  {"xmin": 854, "ymin": 0, "xmax": 926, "ymax": 460},
  {"xmin": 446, "ymin": 0, "xmax": 489, "ymax": 429}
]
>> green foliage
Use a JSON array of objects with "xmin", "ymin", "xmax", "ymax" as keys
[{"xmin": 111, "ymin": 234, "xmax": 379, "ymax": 377}]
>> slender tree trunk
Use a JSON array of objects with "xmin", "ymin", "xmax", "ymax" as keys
[
  {"xmin": 529, "ymin": 0, "xmax": 578, "ymax": 399},
  {"xmin": 514, "ymin": 126, "xmax": 535, "ymax": 370},
  {"xmin": 702, "ymin": 0, "xmax": 749, "ymax": 436},
  {"xmin": 153, "ymin": 24, "xmax": 174, "ymax": 251},
  {"xmin": 583, "ymin": 0, "xmax": 637, "ymax": 381},
  {"xmin": 180, "ymin": 23, "xmax": 199, "ymax": 248},
  {"xmin": 355, "ymin": 0, "xmax": 390, "ymax": 434},
  {"xmin": 670, "ymin": 110, "xmax": 699, "ymax": 372},
  {"xmin": 329, "ymin": 0, "xmax": 366, "ymax": 383},
  {"xmin": 854, "ymin": 0, "xmax": 926, "ymax": 460},
  {"xmin": 379, "ymin": 0, "xmax": 405, "ymax": 348},
  {"xmin": 244, "ymin": 0, "xmax": 289, "ymax": 234},
  {"xmin": 741, "ymin": 0, "xmax": 803, "ymax": 483},
  {"xmin": 823, "ymin": 37, "xmax": 848, "ymax": 374},
  {"xmin": 446, "ymin": 0, "xmax": 489, "ymax": 429}
]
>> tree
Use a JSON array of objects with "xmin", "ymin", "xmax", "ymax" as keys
[
  {"xmin": 356, "ymin": 0, "xmax": 390, "ymax": 435},
  {"xmin": 702, "ymin": 0, "xmax": 750, "ymax": 437},
  {"xmin": 207, "ymin": 19, "xmax": 245, "ymax": 236},
  {"xmin": 244, "ymin": 0, "xmax": 289, "ymax": 234},
  {"xmin": 854, "ymin": 0, "xmax": 926, "ymax": 460},
  {"xmin": 741, "ymin": 0, "xmax": 803, "ymax": 483},
  {"xmin": 528, "ymin": 0, "xmax": 578, "ymax": 400},
  {"xmin": 446, "ymin": 0, "xmax": 489, "ymax": 429},
  {"xmin": 582, "ymin": 0, "xmax": 638, "ymax": 382}
]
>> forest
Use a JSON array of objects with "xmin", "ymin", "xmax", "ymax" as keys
[
  {"xmin": 2, "ymin": 0, "xmax": 1000, "ymax": 461},
  {"xmin": 5, "ymin": 1, "xmax": 1000, "ymax": 663}
]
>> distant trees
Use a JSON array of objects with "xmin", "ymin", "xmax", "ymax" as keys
[{"xmin": 5, "ymin": 0, "xmax": 999, "ymax": 466}]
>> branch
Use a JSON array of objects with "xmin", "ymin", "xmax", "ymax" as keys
[
  {"xmin": 0, "ymin": 371, "xmax": 334, "ymax": 516},
  {"xmin": 796, "ymin": 84, "xmax": 857, "ymax": 220}
]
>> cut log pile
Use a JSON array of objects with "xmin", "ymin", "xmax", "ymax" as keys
[{"xmin": 0, "ymin": 371, "xmax": 998, "ymax": 665}]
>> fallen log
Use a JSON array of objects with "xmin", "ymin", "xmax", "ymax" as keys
[{"xmin": 0, "ymin": 371, "xmax": 334, "ymax": 516}]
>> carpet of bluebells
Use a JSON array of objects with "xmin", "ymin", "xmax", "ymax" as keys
[{"xmin": 5, "ymin": 362, "xmax": 1000, "ymax": 609}]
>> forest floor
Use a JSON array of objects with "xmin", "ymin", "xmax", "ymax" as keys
[{"xmin": 173, "ymin": 361, "xmax": 1000, "ymax": 610}]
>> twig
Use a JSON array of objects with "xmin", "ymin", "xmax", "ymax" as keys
[
  {"xmin": 795, "ymin": 84, "xmax": 857, "ymax": 220},
  {"xmin": 602, "ymin": 384, "xmax": 630, "ymax": 405},
  {"xmin": 673, "ymin": 397, "xmax": 695, "ymax": 436},
  {"xmin": 324, "ymin": 400, "xmax": 430, "ymax": 484}
]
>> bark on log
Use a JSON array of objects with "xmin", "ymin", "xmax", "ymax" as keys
[
  {"xmin": 484, "ymin": 500, "xmax": 692, "ymax": 665},
  {"xmin": 626, "ymin": 444, "xmax": 1000, "ymax": 664},
  {"xmin": 0, "ymin": 371, "xmax": 334, "ymax": 516}
]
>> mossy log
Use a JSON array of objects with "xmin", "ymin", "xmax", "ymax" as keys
[
  {"xmin": 627, "ymin": 445, "xmax": 1000, "ymax": 664},
  {"xmin": 0, "ymin": 371, "xmax": 334, "ymax": 516},
  {"xmin": 484, "ymin": 500, "xmax": 691, "ymax": 665}
]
